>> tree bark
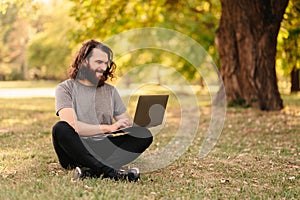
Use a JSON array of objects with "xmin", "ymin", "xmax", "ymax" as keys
[
  {"xmin": 215, "ymin": 0, "xmax": 289, "ymax": 110},
  {"xmin": 290, "ymin": 66, "xmax": 300, "ymax": 93}
]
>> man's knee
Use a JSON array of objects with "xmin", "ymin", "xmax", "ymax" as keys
[
  {"xmin": 131, "ymin": 127, "xmax": 153, "ymax": 147},
  {"xmin": 52, "ymin": 121, "xmax": 74, "ymax": 139},
  {"xmin": 143, "ymin": 128, "xmax": 153, "ymax": 147},
  {"xmin": 129, "ymin": 126, "xmax": 152, "ymax": 138}
]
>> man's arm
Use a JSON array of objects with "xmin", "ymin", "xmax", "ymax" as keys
[{"xmin": 58, "ymin": 108, "xmax": 128, "ymax": 136}]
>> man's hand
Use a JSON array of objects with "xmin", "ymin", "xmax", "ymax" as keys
[{"xmin": 113, "ymin": 118, "xmax": 132, "ymax": 130}]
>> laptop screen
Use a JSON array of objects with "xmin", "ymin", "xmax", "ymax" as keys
[{"xmin": 133, "ymin": 95, "xmax": 169, "ymax": 128}]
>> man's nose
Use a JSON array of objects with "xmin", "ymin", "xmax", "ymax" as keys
[{"xmin": 100, "ymin": 63, "xmax": 107, "ymax": 70}]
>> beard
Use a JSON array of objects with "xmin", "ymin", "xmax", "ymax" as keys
[
  {"xmin": 96, "ymin": 75, "xmax": 106, "ymax": 87},
  {"xmin": 78, "ymin": 64, "xmax": 106, "ymax": 87}
]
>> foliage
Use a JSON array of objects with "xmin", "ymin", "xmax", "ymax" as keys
[
  {"xmin": 0, "ymin": 3, "xmax": 18, "ymax": 64},
  {"xmin": 26, "ymin": 0, "xmax": 76, "ymax": 80},
  {"xmin": 69, "ymin": 0, "xmax": 221, "ymax": 82},
  {"xmin": 0, "ymin": 0, "xmax": 33, "ymax": 14},
  {"xmin": 0, "ymin": 3, "xmax": 27, "ymax": 79},
  {"xmin": 0, "ymin": 0, "xmax": 76, "ymax": 80},
  {"xmin": 0, "ymin": 0, "xmax": 298, "ymax": 87},
  {"xmin": 277, "ymin": 0, "xmax": 300, "ymax": 75},
  {"xmin": 0, "ymin": 0, "xmax": 46, "ymax": 80}
]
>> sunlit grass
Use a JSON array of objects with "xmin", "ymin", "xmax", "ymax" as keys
[{"xmin": 0, "ymin": 82, "xmax": 299, "ymax": 199}]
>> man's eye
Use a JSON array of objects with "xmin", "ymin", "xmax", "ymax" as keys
[{"xmin": 97, "ymin": 61, "xmax": 108, "ymax": 65}]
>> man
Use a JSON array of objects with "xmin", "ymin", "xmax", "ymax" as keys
[{"xmin": 52, "ymin": 39, "xmax": 153, "ymax": 182}]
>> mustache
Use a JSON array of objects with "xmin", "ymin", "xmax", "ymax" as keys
[{"xmin": 95, "ymin": 69, "xmax": 105, "ymax": 73}]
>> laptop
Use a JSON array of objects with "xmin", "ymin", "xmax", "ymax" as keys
[{"xmin": 108, "ymin": 94, "xmax": 169, "ymax": 136}]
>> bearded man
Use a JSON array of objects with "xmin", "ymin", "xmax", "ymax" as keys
[{"xmin": 52, "ymin": 39, "xmax": 153, "ymax": 182}]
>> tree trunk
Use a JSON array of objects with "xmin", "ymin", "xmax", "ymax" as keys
[
  {"xmin": 215, "ymin": 0, "xmax": 289, "ymax": 110},
  {"xmin": 290, "ymin": 66, "xmax": 300, "ymax": 93}
]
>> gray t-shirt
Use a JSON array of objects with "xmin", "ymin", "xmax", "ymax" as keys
[
  {"xmin": 55, "ymin": 79, "xmax": 127, "ymax": 160},
  {"xmin": 55, "ymin": 79, "xmax": 126, "ymax": 125}
]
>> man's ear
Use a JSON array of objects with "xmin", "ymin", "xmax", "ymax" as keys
[
  {"xmin": 79, "ymin": 59, "xmax": 88, "ymax": 69},
  {"xmin": 81, "ymin": 58, "xmax": 89, "ymax": 67}
]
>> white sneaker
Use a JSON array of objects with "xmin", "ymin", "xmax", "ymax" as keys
[{"xmin": 73, "ymin": 167, "xmax": 82, "ymax": 181}]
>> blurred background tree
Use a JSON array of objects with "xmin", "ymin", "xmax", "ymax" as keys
[
  {"xmin": 0, "ymin": 0, "xmax": 221, "ymax": 84},
  {"xmin": 0, "ymin": 0, "xmax": 32, "ymax": 80},
  {"xmin": 69, "ymin": 0, "xmax": 221, "ymax": 85},
  {"xmin": 26, "ymin": 0, "xmax": 76, "ymax": 80},
  {"xmin": 277, "ymin": 0, "xmax": 300, "ymax": 93},
  {"xmin": 0, "ymin": 0, "xmax": 75, "ymax": 80}
]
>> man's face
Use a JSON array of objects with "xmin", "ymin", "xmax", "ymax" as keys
[{"xmin": 83, "ymin": 48, "xmax": 109, "ymax": 86}]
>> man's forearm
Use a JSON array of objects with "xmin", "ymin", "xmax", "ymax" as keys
[{"xmin": 75, "ymin": 120, "xmax": 115, "ymax": 136}]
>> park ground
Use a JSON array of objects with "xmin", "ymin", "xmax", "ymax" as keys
[{"xmin": 0, "ymin": 81, "xmax": 299, "ymax": 199}]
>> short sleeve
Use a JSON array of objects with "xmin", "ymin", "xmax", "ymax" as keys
[
  {"xmin": 55, "ymin": 82, "xmax": 73, "ymax": 116},
  {"xmin": 112, "ymin": 87, "xmax": 126, "ymax": 117}
]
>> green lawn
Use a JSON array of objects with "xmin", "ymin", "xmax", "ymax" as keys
[{"xmin": 0, "ymin": 84, "xmax": 299, "ymax": 199}]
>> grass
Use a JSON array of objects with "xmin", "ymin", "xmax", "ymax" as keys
[{"xmin": 0, "ymin": 82, "xmax": 299, "ymax": 199}]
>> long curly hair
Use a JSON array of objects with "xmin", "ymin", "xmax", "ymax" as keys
[{"xmin": 68, "ymin": 39, "xmax": 116, "ymax": 81}]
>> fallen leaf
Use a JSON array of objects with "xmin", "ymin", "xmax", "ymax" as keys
[
  {"xmin": 220, "ymin": 178, "xmax": 229, "ymax": 184},
  {"xmin": 288, "ymin": 176, "xmax": 295, "ymax": 181}
]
